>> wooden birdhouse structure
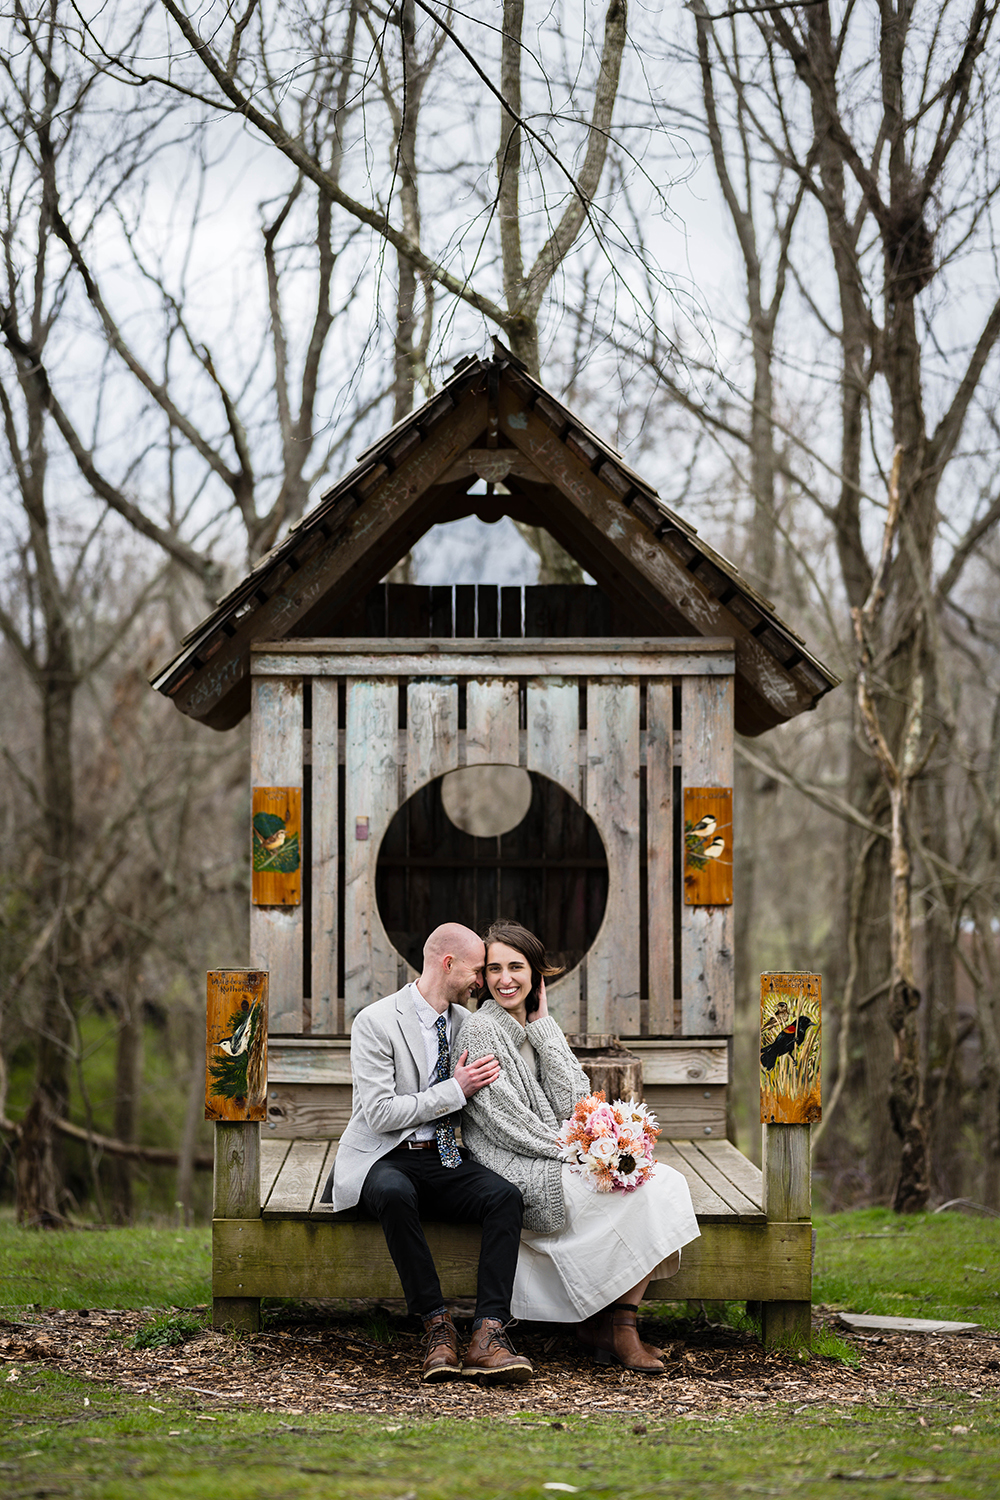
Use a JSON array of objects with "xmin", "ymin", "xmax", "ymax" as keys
[{"xmin": 153, "ymin": 342, "xmax": 838, "ymax": 1342}]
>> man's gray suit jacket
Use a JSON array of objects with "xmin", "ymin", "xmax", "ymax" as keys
[{"xmin": 330, "ymin": 986, "xmax": 469, "ymax": 1212}]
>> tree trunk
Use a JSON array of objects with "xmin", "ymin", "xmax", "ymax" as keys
[
  {"xmin": 108, "ymin": 989, "xmax": 143, "ymax": 1223},
  {"xmin": 16, "ymin": 486, "xmax": 80, "ymax": 1225}
]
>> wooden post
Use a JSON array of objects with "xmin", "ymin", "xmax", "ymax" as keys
[
  {"xmin": 758, "ymin": 972, "xmax": 820, "ymax": 1351},
  {"xmin": 567, "ymin": 1034, "xmax": 644, "ymax": 1101},
  {"xmin": 207, "ymin": 970, "xmax": 267, "ymax": 1333}
]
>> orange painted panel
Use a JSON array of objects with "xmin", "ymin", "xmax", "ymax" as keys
[
  {"xmin": 205, "ymin": 969, "xmax": 268, "ymax": 1121},
  {"xmin": 760, "ymin": 971, "xmax": 822, "ymax": 1124},
  {"xmin": 682, "ymin": 787, "xmax": 733, "ymax": 905},
  {"xmin": 252, "ymin": 786, "xmax": 301, "ymax": 906}
]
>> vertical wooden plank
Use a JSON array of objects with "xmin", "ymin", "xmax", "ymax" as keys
[
  {"xmin": 500, "ymin": 585, "xmax": 522, "ymax": 637},
  {"xmin": 406, "ymin": 679, "xmax": 459, "ymax": 795},
  {"xmin": 585, "ymin": 678, "xmax": 641, "ymax": 1036},
  {"xmin": 455, "ymin": 584, "xmax": 476, "ymax": 637},
  {"xmin": 680, "ymin": 675, "xmax": 735, "ymax": 1036},
  {"xmin": 477, "ymin": 585, "xmax": 499, "ymax": 637},
  {"xmin": 388, "ymin": 584, "xmax": 431, "ymax": 637},
  {"xmin": 366, "ymin": 584, "xmax": 388, "ymax": 635},
  {"xmin": 311, "ymin": 678, "xmax": 340, "ymax": 1033},
  {"xmin": 466, "ymin": 678, "xmax": 520, "ymax": 765},
  {"xmin": 646, "ymin": 679, "xmax": 674, "ymax": 1035},
  {"xmin": 526, "ymin": 677, "xmax": 581, "ymax": 1030},
  {"xmin": 344, "ymin": 679, "xmax": 399, "ymax": 1022},
  {"xmin": 430, "ymin": 585, "xmax": 453, "ymax": 637},
  {"xmin": 526, "ymin": 678, "xmax": 579, "ymax": 794},
  {"xmin": 250, "ymin": 678, "xmax": 303, "ymax": 1033}
]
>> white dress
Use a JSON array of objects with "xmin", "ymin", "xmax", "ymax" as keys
[{"xmin": 510, "ymin": 1035, "xmax": 700, "ymax": 1323}]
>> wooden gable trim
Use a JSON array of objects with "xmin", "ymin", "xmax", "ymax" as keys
[
  {"xmin": 151, "ymin": 349, "xmax": 838, "ymax": 735},
  {"xmin": 496, "ymin": 377, "xmax": 819, "ymax": 731},
  {"xmin": 164, "ymin": 389, "xmax": 487, "ymax": 728}
]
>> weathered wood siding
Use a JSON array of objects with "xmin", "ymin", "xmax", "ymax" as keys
[{"xmin": 251, "ymin": 641, "xmax": 735, "ymax": 1044}]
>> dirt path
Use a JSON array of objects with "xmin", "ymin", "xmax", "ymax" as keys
[{"xmin": 2, "ymin": 1309, "xmax": 998, "ymax": 1418}]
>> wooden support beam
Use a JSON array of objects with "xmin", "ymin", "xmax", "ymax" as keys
[
  {"xmin": 253, "ymin": 640, "xmax": 735, "ymax": 677},
  {"xmin": 212, "ymin": 1216, "xmax": 813, "ymax": 1304},
  {"xmin": 212, "ymin": 1121, "xmax": 262, "ymax": 1333},
  {"xmin": 758, "ymin": 973, "xmax": 817, "ymax": 1352}
]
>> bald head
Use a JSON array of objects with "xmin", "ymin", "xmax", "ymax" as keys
[
  {"xmin": 423, "ymin": 923, "xmax": 483, "ymax": 967},
  {"xmin": 418, "ymin": 923, "xmax": 485, "ymax": 1011}
]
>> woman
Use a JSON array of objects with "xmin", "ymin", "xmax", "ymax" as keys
[{"xmin": 459, "ymin": 920, "xmax": 700, "ymax": 1375}]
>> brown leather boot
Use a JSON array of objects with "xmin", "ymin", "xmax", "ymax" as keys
[
  {"xmin": 461, "ymin": 1318, "xmax": 533, "ymax": 1383},
  {"xmin": 590, "ymin": 1304, "xmax": 666, "ymax": 1375},
  {"xmin": 578, "ymin": 1307, "xmax": 663, "ymax": 1361},
  {"xmin": 420, "ymin": 1312, "xmax": 462, "ymax": 1382}
]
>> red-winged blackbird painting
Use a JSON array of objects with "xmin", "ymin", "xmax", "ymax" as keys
[{"xmin": 760, "ymin": 1015, "xmax": 815, "ymax": 1071}]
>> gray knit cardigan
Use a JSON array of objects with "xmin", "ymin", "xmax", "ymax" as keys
[{"xmin": 459, "ymin": 997, "xmax": 591, "ymax": 1233}]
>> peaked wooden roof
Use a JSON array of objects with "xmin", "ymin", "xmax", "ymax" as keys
[{"xmin": 151, "ymin": 343, "xmax": 838, "ymax": 736}]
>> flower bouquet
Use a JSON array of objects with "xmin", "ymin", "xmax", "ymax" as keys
[{"xmin": 556, "ymin": 1091, "xmax": 660, "ymax": 1193}]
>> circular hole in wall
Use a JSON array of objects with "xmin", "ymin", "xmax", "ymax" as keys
[{"xmin": 376, "ymin": 769, "xmax": 608, "ymax": 977}]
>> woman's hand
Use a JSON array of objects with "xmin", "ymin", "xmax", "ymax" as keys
[{"xmin": 533, "ymin": 977, "xmax": 549, "ymax": 1019}]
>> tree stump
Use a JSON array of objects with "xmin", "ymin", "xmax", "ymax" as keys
[{"xmin": 566, "ymin": 1034, "xmax": 643, "ymax": 1101}]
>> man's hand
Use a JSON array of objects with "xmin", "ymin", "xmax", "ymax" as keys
[{"xmin": 454, "ymin": 1049, "xmax": 500, "ymax": 1098}]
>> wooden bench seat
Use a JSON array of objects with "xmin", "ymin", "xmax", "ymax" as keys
[
  {"xmin": 212, "ymin": 1135, "xmax": 811, "ymax": 1311},
  {"xmin": 259, "ymin": 1136, "xmax": 766, "ymax": 1222}
]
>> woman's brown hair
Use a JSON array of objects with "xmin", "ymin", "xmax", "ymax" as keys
[{"xmin": 480, "ymin": 920, "xmax": 565, "ymax": 1015}]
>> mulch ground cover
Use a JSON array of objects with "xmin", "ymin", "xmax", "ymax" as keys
[{"xmin": 3, "ymin": 1306, "xmax": 999, "ymax": 1417}]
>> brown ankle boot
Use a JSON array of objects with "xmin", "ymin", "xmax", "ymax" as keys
[
  {"xmin": 591, "ymin": 1303, "xmax": 666, "ymax": 1375},
  {"xmin": 420, "ymin": 1312, "xmax": 462, "ymax": 1382},
  {"xmin": 578, "ymin": 1306, "xmax": 663, "ymax": 1362},
  {"xmin": 461, "ymin": 1318, "xmax": 533, "ymax": 1383}
]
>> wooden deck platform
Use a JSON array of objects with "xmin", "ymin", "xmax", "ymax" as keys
[
  {"xmin": 212, "ymin": 1136, "xmax": 812, "ymax": 1308},
  {"xmin": 258, "ymin": 1136, "xmax": 766, "ymax": 1221}
]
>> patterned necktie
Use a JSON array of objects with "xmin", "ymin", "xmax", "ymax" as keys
[{"xmin": 431, "ymin": 1014, "xmax": 462, "ymax": 1168}]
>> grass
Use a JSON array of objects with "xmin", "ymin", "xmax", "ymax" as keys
[
  {"xmin": 2, "ymin": 1369, "xmax": 997, "ymax": 1500},
  {"xmin": 0, "ymin": 1216, "xmax": 211, "ymax": 1311},
  {"xmin": 813, "ymin": 1208, "xmax": 1000, "ymax": 1329},
  {"xmin": 2, "ymin": 1208, "xmax": 999, "ymax": 1497}
]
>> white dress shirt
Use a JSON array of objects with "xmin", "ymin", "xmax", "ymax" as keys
[{"xmin": 408, "ymin": 982, "xmax": 464, "ymax": 1141}]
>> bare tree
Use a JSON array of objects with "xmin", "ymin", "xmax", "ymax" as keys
[
  {"xmin": 95, "ymin": 0, "xmax": 636, "ymax": 578},
  {"xmin": 670, "ymin": 0, "xmax": 1000, "ymax": 1207}
]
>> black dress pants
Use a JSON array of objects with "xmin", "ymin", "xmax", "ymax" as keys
[{"xmin": 360, "ymin": 1149, "xmax": 523, "ymax": 1321}]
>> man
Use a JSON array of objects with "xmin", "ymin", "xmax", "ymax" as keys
[{"xmin": 331, "ymin": 922, "xmax": 533, "ymax": 1384}]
